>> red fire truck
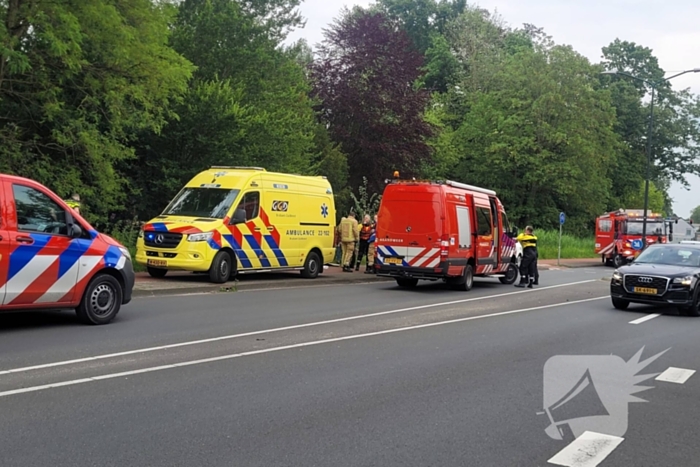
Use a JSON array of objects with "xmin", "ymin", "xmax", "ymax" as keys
[
  {"xmin": 374, "ymin": 173, "xmax": 520, "ymax": 290},
  {"xmin": 595, "ymin": 209, "xmax": 674, "ymax": 267}
]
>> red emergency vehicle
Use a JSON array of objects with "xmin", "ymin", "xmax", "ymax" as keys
[
  {"xmin": 595, "ymin": 209, "xmax": 674, "ymax": 267},
  {"xmin": 374, "ymin": 175, "xmax": 520, "ymax": 290}
]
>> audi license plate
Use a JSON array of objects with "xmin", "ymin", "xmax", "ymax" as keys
[
  {"xmin": 385, "ymin": 257, "xmax": 403, "ymax": 265},
  {"xmin": 147, "ymin": 259, "xmax": 167, "ymax": 268},
  {"xmin": 633, "ymin": 286, "xmax": 657, "ymax": 295}
]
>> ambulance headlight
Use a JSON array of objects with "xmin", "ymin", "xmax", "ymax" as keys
[
  {"xmin": 188, "ymin": 231, "xmax": 214, "ymax": 242},
  {"xmin": 119, "ymin": 247, "xmax": 132, "ymax": 261}
]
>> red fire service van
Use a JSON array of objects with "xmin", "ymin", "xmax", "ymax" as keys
[
  {"xmin": 595, "ymin": 209, "xmax": 675, "ymax": 267},
  {"xmin": 374, "ymin": 174, "xmax": 520, "ymax": 290}
]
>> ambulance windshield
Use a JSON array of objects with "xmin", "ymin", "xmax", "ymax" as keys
[
  {"xmin": 626, "ymin": 220, "xmax": 664, "ymax": 236},
  {"xmin": 163, "ymin": 188, "xmax": 240, "ymax": 219}
]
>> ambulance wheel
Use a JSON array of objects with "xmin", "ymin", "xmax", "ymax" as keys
[
  {"xmin": 396, "ymin": 278, "xmax": 418, "ymax": 288},
  {"xmin": 147, "ymin": 267, "xmax": 167, "ymax": 278},
  {"xmin": 301, "ymin": 251, "xmax": 321, "ymax": 279},
  {"xmin": 452, "ymin": 264, "xmax": 474, "ymax": 291},
  {"xmin": 209, "ymin": 251, "xmax": 233, "ymax": 283},
  {"xmin": 75, "ymin": 273, "xmax": 123, "ymax": 325},
  {"xmin": 499, "ymin": 263, "xmax": 519, "ymax": 285}
]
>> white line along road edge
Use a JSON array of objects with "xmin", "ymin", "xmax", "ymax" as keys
[
  {"xmin": 0, "ymin": 279, "xmax": 598, "ymax": 377},
  {"xmin": 0, "ymin": 295, "xmax": 608, "ymax": 398},
  {"xmin": 628, "ymin": 313, "xmax": 661, "ymax": 325},
  {"xmin": 548, "ymin": 431, "xmax": 624, "ymax": 467}
]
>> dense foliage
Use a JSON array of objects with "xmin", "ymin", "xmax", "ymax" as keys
[{"xmin": 2, "ymin": 0, "xmax": 699, "ymax": 237}]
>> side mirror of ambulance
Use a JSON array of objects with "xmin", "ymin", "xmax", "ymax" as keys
[
  {"xmin": 69, "ymin": 223, "xmax": 82, "ymax": 239},
  {"xmin": 511, "ymin": 227, "xmax": 518, "ymax": 237},
  {"xmin": 231, "ymin": 208, "xmax": 247, "ymax": 225}
]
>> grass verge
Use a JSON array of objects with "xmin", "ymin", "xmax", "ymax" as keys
[{"xmin": 535, "ymin": 230, "xmax": 595, "ymax": 260}]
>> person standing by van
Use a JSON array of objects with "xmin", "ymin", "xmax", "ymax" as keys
[
  {"xmin": 356, "ymin": 214, "xmax": 373, "ymax": 271},
  {"xmin": 365, "ymin": 215, "xmax": 377, "ymax": 273},
  {"xmin": 64, "ymin": 193, "xmax": 81, "ymax": 215},
  {"xmin": 338, "ymin": 211, "xmax": 359, "ymax": 272},
  {"xmin": 515, "ymin": 226, "xmax": 538, "ymax": 288}
]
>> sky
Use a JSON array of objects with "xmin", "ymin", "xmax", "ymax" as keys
[{"xmin": 285, "ymin": 0, "xmax": 700, "ymax": 218}]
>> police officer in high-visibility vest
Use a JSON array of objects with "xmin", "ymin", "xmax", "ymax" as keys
[
  {"xmin": 515, "ymin": 226, "xmax": 537, "ymax": 288},
  {"xmin": 337, "ymin": 211, "xmax": 359, "ymax": 272},
  {"xmin": 64, "ymin": 193, "xmax": 81, "ymax": 215}
]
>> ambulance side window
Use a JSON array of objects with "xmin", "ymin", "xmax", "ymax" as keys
[
  {"xmin": 12, "ymin": 184, "xmax": 68, "ymax": 235},
  {"xmin": 235, "ymin": 192, "xmax": 260, "ymax": 221},
  {"xmin": 476, "ymin": 207, "xmax": 492, "ymax": 236}
]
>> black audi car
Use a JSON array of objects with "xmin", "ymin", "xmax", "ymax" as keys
[{"xmin": 610, "ymin": 243, "xmax": 700, "ymax": 316}]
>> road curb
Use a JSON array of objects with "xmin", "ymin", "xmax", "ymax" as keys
[{"xmin": 132, "ymin": 274, "xmax": 394, "ymax": 297}]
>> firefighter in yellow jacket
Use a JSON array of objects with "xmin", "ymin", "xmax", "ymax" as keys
[
  {"xmin": 515, "ymin": 226, "xmax": 538, "ymax": 288},
  {"xmin": 337, "ymin": 211, "xmax": 359, "ymax": 272}
]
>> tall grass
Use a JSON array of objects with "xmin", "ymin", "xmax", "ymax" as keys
[{"xmin": 534, "ymin": 229, "xmax": 595, "ymax": 260}]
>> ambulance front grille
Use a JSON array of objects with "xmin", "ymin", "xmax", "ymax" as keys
[{"xmin": 144, "ymin": 231, "xmax": 183, "ymax": 249}]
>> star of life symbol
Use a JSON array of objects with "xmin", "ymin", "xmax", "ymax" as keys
[
  {"xmin": 541, "ymin": 347, "xmax": 669, "ymax": 441},
  {"xmin": 321, "ymin": 203, "xmax": 329, "ymax": 218}
]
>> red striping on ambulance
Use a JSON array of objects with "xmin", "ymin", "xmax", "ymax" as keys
[{"xmin": 374, "ymin": 172, "xmax": 520, "ymax": 290}]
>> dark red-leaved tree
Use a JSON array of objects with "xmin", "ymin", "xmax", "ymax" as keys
[{"xmin": 310, "ymin": 8, "xmax": 434, "ymax": 196}]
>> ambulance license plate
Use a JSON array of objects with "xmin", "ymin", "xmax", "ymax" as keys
[
  {"xmin": 633, "ymin": 287, "xmax": 657, "ymax": 295},
  {"xmin": 147, "ymin": 259, "xmax": 167, "ymax": 268},
  {"xmin": 385, "ymin": 257, "xmax": 403, "ymax": 265}
]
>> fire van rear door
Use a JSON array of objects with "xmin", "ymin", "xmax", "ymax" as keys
[{"xmin": 378, "ymin": 189, "xmax": 442, "ymax": 268}]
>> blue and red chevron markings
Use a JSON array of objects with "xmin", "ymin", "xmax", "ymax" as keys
[{"xmin": 0, "ymin": 232, "xmax": 126, "ymax": 306}]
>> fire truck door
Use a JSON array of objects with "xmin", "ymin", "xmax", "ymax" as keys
[{"xmin": 475, "ymin": 202, "xmax": 496, "ymax": 268}]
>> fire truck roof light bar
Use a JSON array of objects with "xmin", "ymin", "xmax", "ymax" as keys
[{"xmin": 445, "ymin": 180, "xmax": 497, "ymax": 196}]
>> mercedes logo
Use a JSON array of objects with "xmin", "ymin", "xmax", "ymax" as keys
[
  {"xmin": 406, "ymin": 226, "xmax": 412, "ymax": 232},
  {"xmin": 637, "ymin": 277, "xmax": 653, "ymax": 283},
  {"xmin": 155, "ymin": 234, "xmax": 164, "ymax": 244}
]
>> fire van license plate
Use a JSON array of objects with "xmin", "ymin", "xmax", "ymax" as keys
[
  {"xmin": 385, "ymin": 257, "xmax": 403, "ymax": 265},
  {"xmin": 633, "ymin": 287, "xmax": 657, "ymax": 295},
  {"xmin": 147, "ymin": 259, "xmax": 167, "ymax": 268}
]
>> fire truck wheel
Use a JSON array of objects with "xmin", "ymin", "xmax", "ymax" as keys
[
  {"xmin": 396, "ymin": 278, "xmax": 418, "ymax": 288},
  {"xmin": 452, "ymin": 264, "xmax": 474, "ymax": 291},
  {"xmin": 499, "ymin": 263, "xmax": 519, "ymax": 285},
  {"xmin": 612, "ymin": 253, "xmax": 625, "ymax": 268}
]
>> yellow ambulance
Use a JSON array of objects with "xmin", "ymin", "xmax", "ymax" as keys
[{"xmin": 135, "ymin": 167, "xmax": 336, "ymax": 283}]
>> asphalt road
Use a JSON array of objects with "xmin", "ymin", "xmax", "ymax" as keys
[{"xmin": 1, "ymin": 266, "xmax": 699, "ymax": 466}]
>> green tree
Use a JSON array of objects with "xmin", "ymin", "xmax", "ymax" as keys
[
  {"xmin": 600, "ymin": 39, "xmax": 700, "ymax": 202},
  {"xmin": 617, "ymin": 181, "xmax": 666, "ymax": 214},
  {"xmin": 436, "ymin": 41, "xmax": 623, "ymax": 233},
  {"xmin": 127, "ymin": 0, "xmax": 318, "ymax": 219},
  {"xmin": 0, "ymin": 0, "xmax": 193, "ymax": 222},
  {"xmin": 690, "ymin": 206, "xmax": 700, "ymax": 225}
]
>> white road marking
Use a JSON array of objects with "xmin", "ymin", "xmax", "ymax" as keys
[
  {"xmin": 0, "ymin": 279, "xmax": 598, "ymax": 376},
  {"xmin": 0, "ymin": 296, "xmax": 608, "ymax": 398},
  {"xmin": 628, "ymin": 313, "xmax": 661, "ymax": 325},
  {"xmin": 655, "ymin": 367, "xmax": 696, "ymax": 384},
  {"xmin": 548, "ymin": 431, "xmax": 624, "ymax": 467}
]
